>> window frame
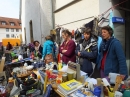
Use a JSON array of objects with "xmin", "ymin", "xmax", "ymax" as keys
[
  {"xmin": 11, "ymin": 29, "xmax": 14, "ymax": 32},
  {"xmin": 16, "ymin": 29, "xmax": 19, "ymax": 32},
  {"xmin": 10, "ymin": 22, "xmax": 15, "ymax": 26},
  {"xmin": 19, "ymin": 23, "xmax": 22, "ymax": 26},
  {"xmin": 6, "ymin": 28, "xmax": 9, "ymax": 32},
  {"xmin": 6, "ymin": 34, "xmax": 10, "ymax": 38},
  {"xmin": 11, "ymin": 34, "xmax": 14, "ymax": 38},
  {"xmin": 1, "ymin": 21, "xmax": 6, "ymax": 25}
]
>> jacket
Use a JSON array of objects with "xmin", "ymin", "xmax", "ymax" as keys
[
  {"xmin": 59, "ymin": 40, "xmax": 76, "ymax": 64},
  {"xmin": 34, "ymin": 45, "xmax": 43, "ymax": 58},
  {"xmin": 42, "ymin": 40, "xmax": 55, "ymax": 59},
  {"xmin": 6, "ymin": 44, "xmax": 13, "ymax": 50},
  {"xmin": 98, "ymin": 38, "xmax": 128, "ymax": 77},
  {"xmin": 75, "ymin": 38, "xmax": 98, "ymax": 76}
]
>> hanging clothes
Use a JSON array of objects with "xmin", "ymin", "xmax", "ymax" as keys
[
  {"xmin": 55, "ymin": 28, "xmax": 61, "ymax": 45},
  {"xmin": 74, "ymin": 29, "xmax": 82, "ymax": 43},
  {"xmin": 84, "ymin": 18, "xmax": 99, "ymax": 41},
  {"xmin": 60, "ymin": 28, "xmax": 64, "ymax": 44},
  {"xmin": 71, "ymin": 30, "xmax": 75, "ymax": 38},
  {"xmin": 85, "ymin": 20, "xmax": 94, "ymax": 30}
]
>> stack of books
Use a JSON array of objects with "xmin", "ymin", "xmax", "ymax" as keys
[{"xmin": 57, "ymin": 79, "xmax": 83, "ymax": 96}]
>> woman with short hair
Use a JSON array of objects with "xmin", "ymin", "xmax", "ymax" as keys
[
  {"xmin": 75, "ymin": 27, "xmax": 98, "ymax": 76},
  {"xmin": 98, "ymin": 26, "xmax": 128, "ymax": 78}
]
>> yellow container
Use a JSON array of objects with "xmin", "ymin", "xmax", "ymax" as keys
[
  {"xmin": 58, "ymin": 63, "xmax": 62, "ymax": 70},
  {"xmin": 108, "ymin": 88, "xmax": 114, "ymax": 97}
]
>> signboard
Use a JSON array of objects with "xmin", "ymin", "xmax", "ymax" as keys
[{"xmin": 112, "ymin": 17, "xmax": 125, "ymax": 24}]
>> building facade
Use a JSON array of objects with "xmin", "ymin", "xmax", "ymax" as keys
[
  {"xmin": 0, "ymin": 17, "xmax": 22, "ymax": 42},
  {"xmin": 21, "ymin": 0, "xmax": 130, "ymax": 73},
  {"xmin": 54, "ymin": 0, "xmax": 130, "ymax": 73},
  {"xmin": 54, "ymin": 0, "xmax": 99, "ymax": 29},
  {"xmin": 21, "ymin": 0, "xmax": 54, "ymax": 44}
]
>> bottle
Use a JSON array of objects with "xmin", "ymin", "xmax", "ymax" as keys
[{"xmin": 27, "ymin": 48, "xmax": 30, "ymax": 57}]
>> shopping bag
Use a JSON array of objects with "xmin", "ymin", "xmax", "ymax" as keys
[{"xmin": 45, "ymin": 54, "xmax": 54, "ymax": 64}]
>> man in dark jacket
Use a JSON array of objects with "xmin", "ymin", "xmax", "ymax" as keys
[
  {"xmin": 98, "ymin": 26, "xmax": 128, "ymax": 78},
  {"xmin": 75, "ymin": 27, "xmax": 98, "ymax": 76},
  {"xmin": 6, "ymin": 42, "xmax": 13, "ymax": 50}
]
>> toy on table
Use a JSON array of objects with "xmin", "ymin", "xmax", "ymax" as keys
[
  {"xmin": 113, "ymin": 75, "xmax": 124, "ymax": 92},
  {"xmin": 56, "ymin": 75, "xmax": 62, "ymax": 84},
  {"xmin": 46, "ymin": 70, "xmax": 57, "ymax": 80},
  {"xmin": 118, "ymin": 84, "xmax": 126, "ymax": 93},
  {"xmin": 102, "ymin": 78, "xmax": 112, "ymax": 92}
]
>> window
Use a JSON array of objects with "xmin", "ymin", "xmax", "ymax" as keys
[
  {"xmin": 6, "ymin": 34, "xmax": 10, "ymax": 38},
  {"xmin": 19, "ymin": 23, "xmax": 21, "ymax": 26},
  {"xmin": 11, "ymin": 29, "xmax": 14, "ymax": 32},
  {"xmin": 16, "ymin": 29, "xmax": 19, "ymax": 32},
  {"xmin": 1, "ymin": 21, "xmax": 6, "ymax": 25},
  {"xmin": 15, "ymin": 34, "xmax": 19, "ymax": 38},
  {"xmin": 10, "ymin": 22, "xmax": 15, "ymax": 26},
  {"xmin": 11, "ymin": 34, "xmax": 14, "ymax": 38},
  {"xmin": 6, "ymin": 28, "xmax": 9, "ymax": 32}
]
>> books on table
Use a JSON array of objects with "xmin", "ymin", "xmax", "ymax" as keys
[{"xmin": 57, "ymin": 79, "xmax": 83, "ymax": 96}]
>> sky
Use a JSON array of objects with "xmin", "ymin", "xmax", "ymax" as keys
[{"xmin": 0, "ymin": 0, "xmax": 20, "ymax": 19}]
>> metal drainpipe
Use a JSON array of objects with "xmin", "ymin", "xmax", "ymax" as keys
[
  {"xmin": 39, "ymin": 0, "xmax": 42, "ymax": 43},
  {"xmin": 51, "ymin": 0, "xmax": 55, "ymax": 29}
]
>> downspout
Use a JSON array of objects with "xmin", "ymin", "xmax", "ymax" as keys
[
  {"xmin": 51, "ymin": 0, "xmax": 55, "ymax": 29},
  {"xmin": 39, "ymin": 0, "xmax": 42, "ymax": 43},
  {"xmin": 19, "ymin": 0, "xmax": 22, "ymax": 20}
]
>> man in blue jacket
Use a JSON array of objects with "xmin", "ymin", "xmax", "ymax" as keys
[{"xmin": 98, "ymin": 26, "xmax": 128, "ymax": 78}]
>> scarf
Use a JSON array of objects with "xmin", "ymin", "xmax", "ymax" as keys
[
  {"xmin": 82, "ymin": 38, "xmax": 91, "ymax": 48},
  {"xmin": 35, "ymin": 44, "xmax": 40, "ymax": 52},
  {"xmin": 101, "ymin": 36, "xmax": 114, "ymax": 52}
]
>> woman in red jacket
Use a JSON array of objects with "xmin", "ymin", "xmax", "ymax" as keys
[{"xmin": 60, "ymin": 30, "xmax": 76, "ymax": 64}]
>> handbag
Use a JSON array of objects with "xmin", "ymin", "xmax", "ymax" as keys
[{"xmin": 45, "ymin": 54, "xmax": 54, "ymax": 64}]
